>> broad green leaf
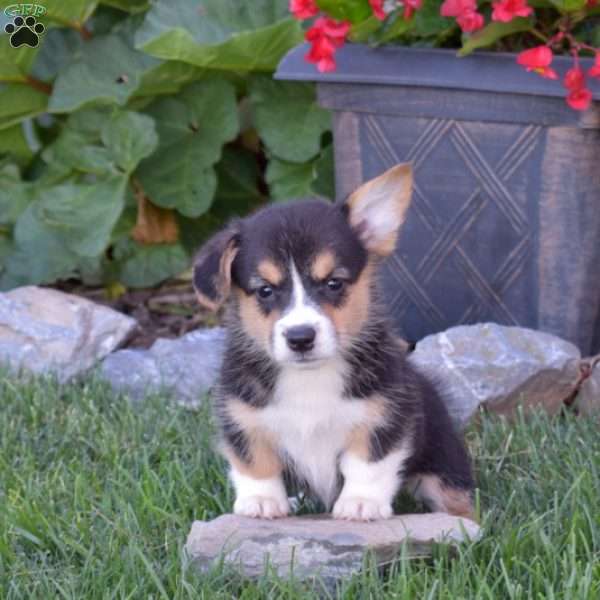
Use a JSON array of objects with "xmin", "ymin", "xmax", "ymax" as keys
[
  {"xmin": 547, "ymin": 0, "xmax": 586, "ymax": 10},
  {"xmin": 49, "ymin": 33, "xmax": 160, "ymax": 112},
  {"xmin": 0, "ymin": 32, "xmax": 39, "ymax": 83},
  {"xmin": 0, "ymin": 84, "xmax": 48, "ymax": 130},
  {"xmin": 250, "ymin": 77, "xmax": 331, "ymax": 163},
  {"xmin": 214, "ymin": 147, "xmax": 264, "ymax": 216},
  {"xmin": 135, "ymin": 0, "xmax": 303, "ymax": 72},
  {"xmin": 135, "ymin": 61, "xmax": 205, "ymax": 98},
  {"xmin": 101, "ymin": 111, "xmax": 158, "ymax": 173},
  {"xmin": 0, "ymin": 235, "xmax": 13, "ymax": 272},
  {"xmin": 0, "ymin": 123, "xmax": 33, "ymax": 165},
  {"xmin": 414, "ymin": 0, "xmax": 452, "ymax": 38},
  {"xmin": 267, "ymin": 158, "xmax": 315, "ymax": 201},
  {"xmin": 33, "ymin": 176, "xmax": 128, "ymax": 257},
  {"xmin": 30, "ymin": 28, "xmax": 83, "ymax": 82},
  {"xmin": 100, "ymin": 0, "xmax": 150, "ymax": 13},
  {"xmin": 43, "ymin": 0, "xmax": 99, "ymax": 28},
  {"xmin": 115, "ymin": 240, "xmax": 189, "ymax": 288},
  {"xmin": 311, "ymin": 144, "xmax": 335, "ymax": 200},
  {"xmin": 349, "ymin": 16, "xmax": 381, "ymax": 43},
  {"xmin": 43, "ymin": 129, "xmax": 114, "ymax": 175},
  {"xmin": 136, "ymin": 79, "xmax": 239, "ymax": 218},
  {"xmin": 376, "ymin": 10, "xmax": 413, "ymax": 43},
  {"xmin": 459, "ymin": 19, "xmax": 533, "ymax": 56},
  {"xmin": 316, "ymin": 0, "xmax": 372, "ymax": 23},
  {"xmin": 0, "ymin": 163, "xmax": 33, "ymax": 224}
]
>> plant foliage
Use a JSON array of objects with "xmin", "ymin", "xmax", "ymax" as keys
[{"xmin": 0, "ymin": 0, "xmax": 334, "ymax": 290}]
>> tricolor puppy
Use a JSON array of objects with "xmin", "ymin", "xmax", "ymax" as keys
[{"xmin": 193, "ymin": 163, "xmax": 474, "ymax": 521}]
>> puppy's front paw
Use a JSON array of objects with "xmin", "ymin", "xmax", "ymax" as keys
[
  {"xmin": 332, "ymin": 496, "xmax": 393, "ymax": 521},
  {"xmin": 234, "ymin": 495, "xmax": 290, "ymax": 519}
]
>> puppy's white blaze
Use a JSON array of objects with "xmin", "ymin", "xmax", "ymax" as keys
[
  {"xmin": 333, "ymin": 442, "xmax": 411, "ymax": 520},
  {"xmin": 261, "ymin": 358, "xmax": 366, "ymax": 508},
  {"xmin": 272, "ymin": 262, "xmax": 337, "ymax": 362}
]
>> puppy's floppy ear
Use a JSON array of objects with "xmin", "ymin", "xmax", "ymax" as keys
[
  {"xmin": 344, "ymin": 162, "xmax": 413, "ymax": 256},
  {"xmin": 193, "ymin": 224, "xmax": 240, "ymax": 311}
]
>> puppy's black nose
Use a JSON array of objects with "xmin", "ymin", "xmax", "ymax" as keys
[{"xmin": 285, "ymin": 325, "xmax": 316, "ymax": 353}]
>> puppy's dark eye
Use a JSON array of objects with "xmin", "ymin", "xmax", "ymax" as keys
[
  {"xmin": 326, "ymin": 278, "xmax": 344, "ymax": 292},
  {"xmin": 257, "ymin": 285, "xmax": 274, "ymax": 299}
]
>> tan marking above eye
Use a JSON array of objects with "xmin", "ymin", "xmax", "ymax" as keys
[
  {"xmin": 257, "ymin": 259, "xmax": 284, "ymax": 286},
  {"xmin": 311, "ymin": 250, "xmax": 337, "ymax": 281}
]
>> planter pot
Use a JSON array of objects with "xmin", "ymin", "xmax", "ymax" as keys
[{"xmin": 276, "ymin": 45, "xmax": 600, "ymax": 355}]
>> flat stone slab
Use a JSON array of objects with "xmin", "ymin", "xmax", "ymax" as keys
[
  {"xmin": 185, "ymin": 513, "xmax": 480, "ymax": 582},
  {"xmin": 100, "ymin": 327, "xmax": 225, "ymax": 407},
  {"xmin": 0, "ymin": 286, "xmax": 137, "ymax": 382}
]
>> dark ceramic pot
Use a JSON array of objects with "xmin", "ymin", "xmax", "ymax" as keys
[{"xmin": 276, "ymin": 44, "xmax": 600, "ymax": 355}]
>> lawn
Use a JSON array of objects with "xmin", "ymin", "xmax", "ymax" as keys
[{"xmin": 0, "ymin": 373, "xmax": 598, "ymax": 599}]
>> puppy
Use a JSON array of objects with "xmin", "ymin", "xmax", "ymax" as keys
[{"xmin": 193, "ymin": 163, "xmax": 474, "ymax": 521}]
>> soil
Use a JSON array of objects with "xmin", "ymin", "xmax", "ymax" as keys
[{"xmin": 55, "ymin": 279, "xmax": 220, "ymax": 349}]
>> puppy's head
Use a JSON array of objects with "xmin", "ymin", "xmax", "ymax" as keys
[{"xmin": 193, "ymin": 163, "xmax": 412, "ymax": 367}]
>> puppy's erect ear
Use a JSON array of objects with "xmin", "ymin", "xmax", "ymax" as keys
[
  {"xmin": 193, "ymin": 224, "xmax": 240, "ymax": 311},
  {"xmin": 345, "ymin": 163, "xmax": 413, "ymax": 256}
]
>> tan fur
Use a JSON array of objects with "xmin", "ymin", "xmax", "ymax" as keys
[
  {"xmin": 221, "ymin": 400, "xmax": 282, "ymax": 479},
  {"xmin": 346, "ymin": 163, "xmax": 413, "ymax": 256},
  {"xmin": 344, "ymin": 395, "xmax": 387, "ymax": 460},
  {"xmin": 236, "ymin": 288, "xmax": 280, "ymax": 349},
  {"xmin": 195, "ymin": 240, "xmax": 238, "ymax": 311},
  {"xmin": 257, "ymin": 259, "xmax": 284, "ymax": 286},
  {"xmin": 410, "ymin": 474, "xmax": 475, "ymax": 520},
  {"xmin": 311, "ymin": 250, "xmax": 336, "ymax": 281},
  {"xmin": 324, "ymin": 262, "xmax": 374, "ymax": 340}
]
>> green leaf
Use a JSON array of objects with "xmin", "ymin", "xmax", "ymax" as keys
[
  {"xmin": 43, "ymin": 129, "xmax": 114, "ymax": 175},
  {"xmin": 349, "ymin": 16, "xmax": 382, "ymax": 43},
  {"xmin": 135, "ymin": 61, "xmax": 205, "ymax": 98},
  {"xmin": 136, "ymin": 79, "xmax": 239, "ymax": 218},
  {"xmin": 48, "ymin": 33, "xmax": 160, "ymax": 113},
  {"xmin": 101, "ymin": 111, "xmax": 158, "ymax": 173},
  {"xmin": 100, "ymin": 0, "xmax": 150, "ymax": 13},
  {"xmin": 267, "ymin": 158, "xmax": 315, "ymax": 201},
  {"xmin": 0, "ymin": 163, "xmax": 33, "ymax": 225},
  {"xmin": 115, "ymin": 240, "xmax": 189, "ymax": 288},
  {"xmin": 0, "ymin": 31, "xmax": 39, "ymax": 83},
  {"xmin": 414, "ymin": 0, "xmax": 452, "ymax": 38},
  {"xmin": 0, "ymin": 84, "xmax": 48, "ymax": 130},
  {"xmin": 250, "ymin": 77, "xmax": 331, "ymax": 163},
  {"xmin": 311, "ymin": 144, "xmax": 335, "ymax": 200},
  {"xmin": 135, "ymin": 0, "xmax": 303, "ymax": 72},
  {"xmin": 459, "ymin": 18, "xmax": 533, "ymax": 56},
  {"xmin": 32, "ymin": 176, "xmax": 128, "ymax": 257},
  {"xmin": 0, "ymin": 123, "xmax": 34, "ymax": 165},
  {"xmin": 547, "ymin": 0, "xmax": 586, "ymax": 11},
  {"xmin": 30, "ymin": 28, "xmax": 84, "ymax": 83},
  {"xmin": 43, "ymin": 0, "xmax": 99, "ymax": 28},
  {"xmin": 375, "ymin": 10, "xmax": 414, "ymax": 44},
  {"xmin": 316, "ymin": 0, "xmax": 372, "ymax": 23}
]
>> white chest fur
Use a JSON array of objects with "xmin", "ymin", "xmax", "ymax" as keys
[{"xmin": 257, "ymin": 359, "xmax": 367, "ymax": 508}]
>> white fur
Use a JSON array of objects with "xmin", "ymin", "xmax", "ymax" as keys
[
  {"xmin": 257, "ymin": 358, "xmax": 368, "ymax": 509},
  {"xmin": 272, "ymin": 262, "xmax": 337, "ymax": 363},
  {"xmin": 333, "ymin": 444, "xmax": 411, "ymax": 521},
  {"xmin": 231, "ymin": 468, "xmax": 289, "ymax": 518}
]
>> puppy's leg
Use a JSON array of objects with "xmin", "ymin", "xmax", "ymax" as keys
[
  {"xmin": 223, "ymin": 436, "xmax": 289, "ymax": 519},
  {"xmin": 332, "ymin": 442, "xmax": 411, "ymax": 521}
]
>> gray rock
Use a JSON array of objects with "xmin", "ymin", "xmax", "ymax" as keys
[
  {"xmin": 0, "ymin": 286, "xmax": 136, "ymax": 382},
  {"xmin": 409, "ymin": 323, "xmax": 581, "ymax": 428},
  {"xmin": 575, "ymin": 358, "xmax": 600, "ymax": 416},
  {"xmin": 100, "ymin": 327, "xmax": 226, "ymax": 407},
  {"xmin": 185, "ymin": 513, "xmax": 480, "ymax": 583}
]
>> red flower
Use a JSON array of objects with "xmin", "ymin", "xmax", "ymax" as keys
[
  {"xmin": 305, "ymin": 17, "xmax": 351, "ymax": 72},
  {"xmin": 456, "ymin": 10, "xmax": 484, "ymax": 32},
  {"xmin": 566, "ymin": 87, "xmax": 592, "ymax": 111},
  {"xmin": 516, "ymin": 46, "xmax": 558, "ymax": 80},
  {"xmin": 289, "ymin": 0, "xmax": 319, "ymax": 19},
  {"xmin": 440, "ymin": 0, "xmax": 477, "ymax": 17},
  {"xmin": 491, "ymin": 0, "xmax": 533, "ymax": 22},
  {"xmin": 589, "ymin": 53, "xmax": 600, "ymax": 79},
  {"xmin": 370, "ymin": 0, "xmax": 387, "ymax": 20},
  {"xmin": 564, "ymin": 67, "xmax": 585, "ymax": 91},
  {"xmin": 403, "ymin": 0, "xmax": 423, "ymax": 20}
]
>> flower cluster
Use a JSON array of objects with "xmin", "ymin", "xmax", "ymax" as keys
[{"xmin": 290, "ymin": 0, "xmax": 598, "ymax": 111}]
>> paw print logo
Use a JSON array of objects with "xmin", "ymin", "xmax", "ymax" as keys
[{"xmin": 5, "ymin": 16, "xmax": 45, "ymax": 48}]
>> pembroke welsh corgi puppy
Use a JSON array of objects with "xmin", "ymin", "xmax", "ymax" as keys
[{"xmin": 193, "ymin": 163, "xmax": 474, "ymax": 521}]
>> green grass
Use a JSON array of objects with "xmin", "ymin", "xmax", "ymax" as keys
[{"xmin": 0, "ymin": 373, "xmax": 598, "ymax": 599}]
